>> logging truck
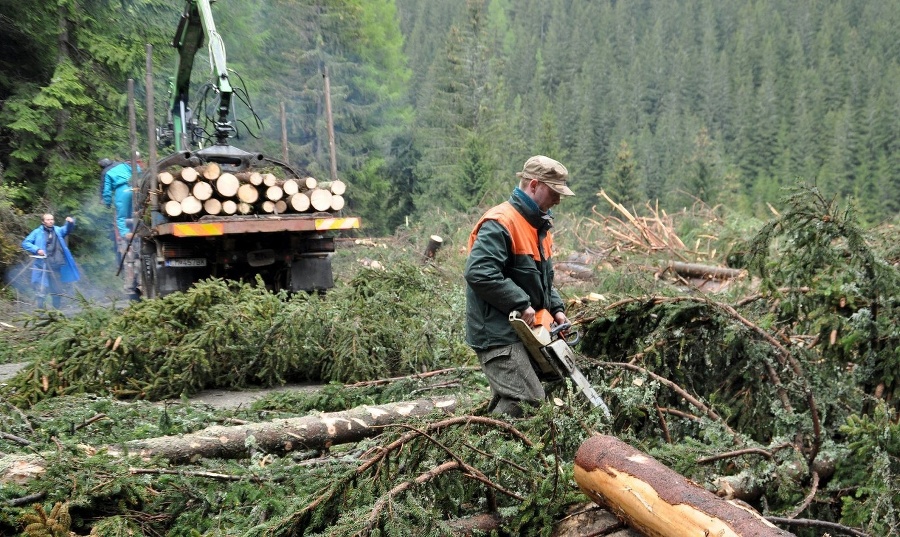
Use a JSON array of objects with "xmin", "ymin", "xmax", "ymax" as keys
[{"xmin": 135, "ymin": 0, "xmax": 358, "ymax": 298}]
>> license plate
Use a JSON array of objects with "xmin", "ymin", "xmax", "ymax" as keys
[{"xmin": 165, "ymin": 258, "xmax": 207, "ymax": 267}]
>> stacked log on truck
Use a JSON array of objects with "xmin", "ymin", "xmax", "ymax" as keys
[{"xmin": 157, "ymin": 163, "xmax": 347, "ymax": 218}]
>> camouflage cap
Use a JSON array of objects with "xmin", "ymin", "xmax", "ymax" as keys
[{"xmin": 516, "ymin": 155, "xmax": 574, "ymax": 196}]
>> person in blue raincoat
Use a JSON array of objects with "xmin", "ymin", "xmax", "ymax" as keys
[
  {"xmin": 21, "ymin": 214, "xmax": 80, "ymax": 309},
  {"xmin": 100, "ymin": 158, "xmax": 139, "ymax": 248},
  {"xmin": 100, "ymin": 158, "xmax": 141, "ymax": 297}
]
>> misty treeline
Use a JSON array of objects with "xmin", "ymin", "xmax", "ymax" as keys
[{"xmin": 1, "ymin": 0, "xmax": 900, "ymax": 259}]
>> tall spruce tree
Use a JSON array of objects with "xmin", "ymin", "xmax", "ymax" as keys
[
  {"xmin": 603, "ymin": 140, "xmax": 642, "ymax": 212},
  {"xmin": 0, "ymin": 0, "xmax": 171, "ymax": 210}
]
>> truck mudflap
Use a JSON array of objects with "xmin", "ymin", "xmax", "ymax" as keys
[{"xmin": 154, "ymin": 216, "xmax": 360, "ymax": 237}]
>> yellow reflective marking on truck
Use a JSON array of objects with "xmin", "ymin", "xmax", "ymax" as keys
[
  {"xmin": 172, "ymin": 223, "xmax": 225, "ymax": 237},
  {"xmin": 315, "ymin": 217, "xmax": 360, "ymax": 230}
]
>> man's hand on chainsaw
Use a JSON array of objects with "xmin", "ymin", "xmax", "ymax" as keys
[
  {"xmin": 520, "ymin": 306, "xmax": 537, "ymax": 327},
  {"xmin": 553, "ymin": 311, "xmax": 571, "ymax": 337}
]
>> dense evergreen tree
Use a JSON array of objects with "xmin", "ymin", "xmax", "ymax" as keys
[
  {"xmin": 3, "ymin": 0, "xmax": 900, "ymax": 244},
  {"xmin": 602, "ymin": 140, "xmax": 642, "ymax": 212},
  {"xmin": 0, "ymin": 0, "xmax": 171, "ymax": 210}
]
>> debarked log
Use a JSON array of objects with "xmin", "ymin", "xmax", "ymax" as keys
[
  {"xmin": 110, "ymin": 397, "xmax": 457, "ymax": 463},
  {"xmin": 574, "ymin": 435, "xmax": 794, "ymax": 537}
]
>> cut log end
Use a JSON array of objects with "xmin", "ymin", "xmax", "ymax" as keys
[
  {"xmin": 309, "ymin": 189, "xmax": 333, "ymax": 212},
  {"xmin": 216, "ymin": 173, "xmax": 240, "ymax": 198},
  {"xmin": 574, "ymin": 435, "xmax": 795, "ymax": 537}
]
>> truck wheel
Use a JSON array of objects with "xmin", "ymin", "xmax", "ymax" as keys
[{"xmin": 140, "ymin": 242, "xmax": 159, "ymax": 299}]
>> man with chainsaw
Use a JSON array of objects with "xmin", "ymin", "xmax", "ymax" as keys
[{"xmin": 464, "ymin": 155, "xmax": 575, "ymax": 418}]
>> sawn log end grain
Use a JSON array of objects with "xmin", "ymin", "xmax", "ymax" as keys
[{"xmin": 574, "ymin": 435, "xmax": 795, "ymax": 537}]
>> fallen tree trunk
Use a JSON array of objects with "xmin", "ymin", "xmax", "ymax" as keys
[
  {"xmin": 666, "ymin": 261, "xmax": 746, "ymax": 281},
  {"xmin": 111, "ymin": 397, "xmax": 457, "ymax": 463},
  {"xmin": 2, "ymin": 397, "xmax": 459, "ymax": 482},
  {"xmin": 574, "ymin": 435, "xmax": 794, "ymax": 537}
]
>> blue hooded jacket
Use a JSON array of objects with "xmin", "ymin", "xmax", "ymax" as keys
[
  {"xmin": 101, "ymin": 162, "xmax": 139, "ymax": 237},
  {"xmin": 22, "ymin": 219, "xmax": 80, "ymax": 285}
]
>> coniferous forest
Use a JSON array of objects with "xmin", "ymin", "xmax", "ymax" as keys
[
  {"xmin": 2, "ymin": 1, "xmax": 900, "ymax": 537},
  {"xmin": 2, "ymin": 0, "xmax": 900, "ymax": 238}
]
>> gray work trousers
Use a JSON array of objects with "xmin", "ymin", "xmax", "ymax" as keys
[{"xmin": 476, "ymin": 342, "xmax": 545, "ymax": 418}]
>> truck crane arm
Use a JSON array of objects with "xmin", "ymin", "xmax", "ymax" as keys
[{"xmin": 170, "ymin": 0, "xmax": 233, "ymax": 150}]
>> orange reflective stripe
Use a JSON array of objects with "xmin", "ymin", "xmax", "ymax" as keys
[
  {"xmin": 315, "ymin": 217, "xmax": 360, "ymax": 230},
  {"xmin": 468, "ymin": 202, "xmax": 552, "ymax": 261},
  {"xmin": 172, "ymin": 223, "xmax": 224, "ymax": 237}
]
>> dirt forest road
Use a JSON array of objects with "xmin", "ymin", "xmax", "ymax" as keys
[
  {"xmin": 0, "ymin": 362, "xmax": 24, "ymax": 382},
  {"xmin": 0, "ymin": 361, "xmax": 318, "ymax": 409}
]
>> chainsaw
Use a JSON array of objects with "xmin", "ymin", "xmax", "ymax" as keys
[{"xmin": 509, "ymin": 310, "xmax": 611, "ymax": 418}]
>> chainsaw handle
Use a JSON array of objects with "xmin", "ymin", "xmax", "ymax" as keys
[
  {"xmin": 550, "ymin": 322, "xmax": 570, "ymax": 336},
  {"xmin": 550, "ymin": 322, "xmax": 581, "ymax": 346}
]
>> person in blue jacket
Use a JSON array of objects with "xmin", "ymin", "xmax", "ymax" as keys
[
  {"xmin": 99, "ymin": 158, "xmax": 139, "ymax": 247},
  {"xmin": 99, "ymin": 158, "xmax": 141, "ymax": 297},
  {"xmin": 21, "ymin": 214, "xmax": 80, "ymax": 309}
]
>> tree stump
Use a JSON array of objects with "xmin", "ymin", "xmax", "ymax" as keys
[{"xmin": 423, "ymin": 235, "xmax": 444, "ymax": 262}]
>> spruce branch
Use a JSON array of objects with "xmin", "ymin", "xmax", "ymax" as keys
[{"xmin": 599, "ymin": 360, "xmax": 740, "ymax": 442}]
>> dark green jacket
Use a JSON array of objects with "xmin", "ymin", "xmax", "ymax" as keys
[{"xmin": 464, "ymin": 188, "xmax": 565, "ymax": 350}]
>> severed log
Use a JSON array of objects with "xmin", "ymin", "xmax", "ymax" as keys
[
  {"xmin": 666, "ymin": 261, "xmax": 747, "ymax": 281},
  {"xmin": 330, "ymin": 194, "xmax": 345, "ymax": 211},
  {"xmin": 282, "ymin": 178, "xmax": 299, "ymax": 196},
  {"xmin": 318, "ymin": 180, "xmax": 346, "ymax": 195},
  {"xmin": 555, "ymin": 262, "xmax": 594, "ymax": 281},
  {"xmin": 181, "ymin": 195, "xmax": 202, "ymax": 215},
  {"xmin": 236, "ymin": 171, "xmax": 263, "ymax": 186},
  {"xmin": 0, "ymin": 454, "xmax": 46, "ymax": 485},
  {"xmin": 238, "ymin": 201, "xmax": 253, "ymax": 214},
  {"xmin": 265, "ymin": 184, "xmax": 284, "ymax": 201},
  {"xmin": 309, "ymin": 188, "xmax": 333, "ymax": 212},
  {"xmin": 300, "ymin": 176, "xmax": 317, "ymax": 189},
  {"xmin": 192, "ymin": 180, "xmax": 213, "ymax": 201},
  {"xmin": 574, "ymin": 435, "xmax": 794, "ymax": 537},
  {"xmin": 198, "ymin": 162, "xmax": 220, "ymax": 180},
  {"xmin": 3, "ymin": 398, "xmax": 458, "ymax": 481},
  {"xmin": 203, "ymin": 198, "xmax": 222, "ymax": 215},
  {"xmin": 215, "ymin": 173, "xmax": 240, "ymax": 197},
  {"xmin": 221, "ymin": 199, "xmax": 237, "ymax": 215},
  {"xmin": 158, "ymin": 171, "xmax": 174, "ymax": 185},
  {"xmin": 237, "ymin": 183, "xmax": 259, "ymax": 204},
  {"xmin": 180, "ymin": 166, "xmax": 199, "ymax": 183},
  {"xmin": 288, "ymin": 192, "xmax": 310, "ymax": 212},
  {"xmin": 262, "ymin": 172, "xmax": 278, "ymax": 187},
  {"xmin": 111, "ymin": 397, "xmax": 457, "ymax": 463},
  {"xmin": 163, "ymin": 200, "xmax": 183, "ymax": 217},
  {"xmin": 166, "ymin": 180, "xmax": 190, "ymax": 203},
  {"xmin": 261, "ymin": 200, "xmax": 276, "ymax": 213},
  {"xmin": 274, "ymin": 199, "xmax": 287, "ymax": 214}
]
